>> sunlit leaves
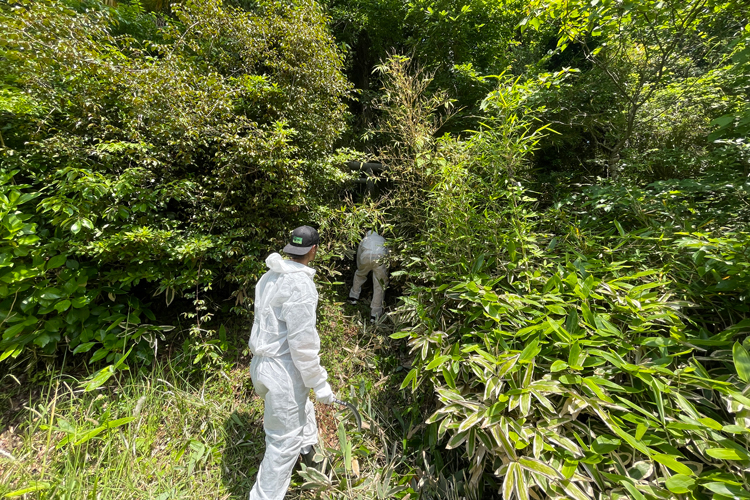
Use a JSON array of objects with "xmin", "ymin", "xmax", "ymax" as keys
[
  {"xmin": 396, "ymin": 166, "xmax": 750, "ymax": 499},
  {"xmin": 732, "ymin": 341, "xmax": 750, "ymax": 382},
  {"xmin": 0, "ymin": 0, "xmax": 351, "ymax": 367}
]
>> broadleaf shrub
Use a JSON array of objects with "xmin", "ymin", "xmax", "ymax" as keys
[{"xmin": 0, "ymin": 0, "xmax": 351, "ymax": 365}]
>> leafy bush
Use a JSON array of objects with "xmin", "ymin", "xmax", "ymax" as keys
[
  {"xmin": 399, "ymin": 250, "xmax": 750, "ymax": 499},
  {"xmin": 383, "ymin": 57, "xmax": 750, "ymax": 499},
  {"xmin": 0, "ymin": 0, "xmax": 351, "ymax": 366}
]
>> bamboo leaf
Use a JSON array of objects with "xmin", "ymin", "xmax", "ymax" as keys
[
  {"xmin": 703, "ymin": 482, "xmax": 750, "ymax": 498},
  {"xmin": 491, "ymin": 424, "xmax": 518, "ymax": 460},
  {"xmin": 550, "ymin": 360, "xmax": 568, "ymax": 372},
  {"xmin": 514, "ymin": 462, "xmax": 529, "ymax": 500},
  {"xmin": 559, "ymin": 479, "xmax": 591, "ymax": 500},
  {"xmin": 732, "ymin": 341, "xmax": 750, "ymax": 382},
  {"xmin": 622, "ymin": 481, "xmax": 646, "ymax": 500},
  {"xmin": 651, "ymin": 454, "xmax": 692, "ymax": 475},
  {"xmin": 665, "ymin": 474, "xmax": 695, "ymax": 494},
  {"xmin": 446, "ymin": 430, "xmax": 469, "ymax": 450},
  {"xmin": 502, "ymin": 462, "xmax": 515, "ymax": 499},
  {"xmin": 651, "ymin": 379, "xmax": 665, "ymax": 425},
  {"xmin": 457, "ymin": 411, "xmax": 482, "ymax": 433},
  {"xmin": 518, "ymin": 457, "xmax": 562, "ymax": 479},
  {"xmin": 705, "ymin": 448, "xmax": 750, "ymax": 461},
  {"xmin": 400, "ymin": 368, "xmax": 417, "ymax": 390},
  {"xmin": 698, "ymin": 417, "xmax": 723, "ymax": 431},
  {"xmin": 518, "ymin": 338, "xmax": 540, "ymax": 363},
  {"xmin": 426, "ymin": 354, "xmax": 450, "ymax": 370}
]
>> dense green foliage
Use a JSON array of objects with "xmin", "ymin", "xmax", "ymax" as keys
[
  {"xmin": 0, "ymin": 0, "xmax": 351, "ymax": 370},
  {"xmin": 359, "ymin": 57, "xmax": 749, "ymax": 498},
  {"xmin": 2, "ymin": 0, "xmax": 750, "ymax": 499}
]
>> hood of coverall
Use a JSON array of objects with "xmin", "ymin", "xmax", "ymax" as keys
[{"xmin": 265, "ymin": 252, "xmax": 316, "ymax": 277}]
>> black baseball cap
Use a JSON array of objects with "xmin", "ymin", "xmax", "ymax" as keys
[{"xmin": 283, "ymin": 225, "xmax": 320, "ymax": 256}]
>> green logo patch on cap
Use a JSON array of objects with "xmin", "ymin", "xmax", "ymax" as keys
[{"xmin": 293, "ymin": 236, "xmax": 304, "ymax": 244}]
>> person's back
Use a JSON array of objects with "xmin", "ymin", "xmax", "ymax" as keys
[
  {"xmin": 250, "ymin": 253, "xmax": 319, "ymax": 362},
  {"xmin": 349, "ymin": 230, "xmax": 389, "ymax": 320},
  {"xmin": 357, "ymin": 231, "xmax": 388, "ymax": 268}
]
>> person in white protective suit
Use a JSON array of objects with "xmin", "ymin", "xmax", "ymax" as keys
[
  {"xmin": 348, "ymin": 231, "xmax": 389, "ymax": 320},
  {"xmin": 248, "ymin": 225, "xmax": 336, "ymax": 500}
]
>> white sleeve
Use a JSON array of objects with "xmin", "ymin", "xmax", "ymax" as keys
[{"xmin": 281, "ymin": 278, "xmax": 329, "ymax": 390}]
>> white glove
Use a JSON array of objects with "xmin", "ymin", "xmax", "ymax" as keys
[{"xmin": 314, "ymin": 382, "xmax": 336, "ymax": 404}]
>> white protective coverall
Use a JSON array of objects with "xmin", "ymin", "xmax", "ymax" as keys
[
  {"xmin": 349, "ymin": 231, "xmax": 389, "ymax": 317},
  {"xmin": 248, "ymin": 253, "xmax": 334, "ymax": 500}
]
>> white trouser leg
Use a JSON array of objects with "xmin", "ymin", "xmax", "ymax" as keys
[
  {"xmin": 249, "ymin": 357, "xmax": 316, "ymax": 500},
  {"xmin": 349, "ymin": 265, "xmax": 370, "ymax": 300},
  {"xmin": 370, "ymin": 264, "xmax": 388, "ymax": 317}
]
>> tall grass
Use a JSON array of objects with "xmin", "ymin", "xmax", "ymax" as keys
[
  {"xmin": 1, "ymin": 360, "xmax": 261, "ymax": 499},
  {"xmin": 0, "ymin": 299, "xmax": 410, "ymax": 499}
]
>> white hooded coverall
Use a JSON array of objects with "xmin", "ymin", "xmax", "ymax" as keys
[
  {"xmin": 248, "ymin": 253, "xmax": 333, "ymax": 500},
  {"xmin": 349, "ymin": 231, "xmax": 389, "ymax": 317}
]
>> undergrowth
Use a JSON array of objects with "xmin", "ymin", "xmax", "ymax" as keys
[{"xmin": 0, "ymin": 296, "xmax": 415, "ymax": 499}]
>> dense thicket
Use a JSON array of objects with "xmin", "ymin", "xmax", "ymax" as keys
[
  {"xmin": 316, "ymin": 1, "xmax": 750, "ymax": 498},
  {"xmin": 323, "ymin": 0, "xmax": 748, "ymax": 182},
  {"xmin": 0, "ymin": 0, "xmax": 351, "ymax": 370},
  {"xmin": 2, "ymin": 0, "xmax": 750, "ymax": 499}
]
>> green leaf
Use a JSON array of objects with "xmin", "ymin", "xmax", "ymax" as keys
[
  {"xmin": 622, "ymin": 481, "xmax": 646, "ymax": 500},
  {"xmin": 442, "ymin": 365, "xmax": 456, "ymax": 388},
  {"xmin": 71, "ymin": 426, "xmax": 107, "ymax": 446},
  {"xmin": 518, "ymin": 338, "xmax": 540, "ymax": 363},
  {"xmin": 651, "ymin": 379, "xmax": 665, "ymax": 425},
  {"xmin": 54, "ymin": 299, "xmax": 71, "ymax": 313},
  {"xmin": 513, "ymin": 461, "xmax": 528, "ymax": 500},
  {"xmin": 46, "ymin": 254, "xmax": 67, "ymax": 270},
  {"xmin": 732, "ymin": 341, "xmax": 750, "ymax": 382},
  {"xmin": 40, "ymin": 288, "xmax": 62, "ymax": 300},
  {"xmin": 457, "ymin": 411, "xmax": 481, "ymax": 433},
  {"xmin": 446, "ymin": 430, "xmax": 468, "ymax": 450},
  {"xmin": 641, "ymin": 337, "xmax": 678, "ymax": 347},
  {"xmin": 490, "ymin": 424, "xmax": 517, "ymax": 460},
  {"xmin": 82, "ymin": 365, "xmax": 115, "ymax": 392},
  {"xmin": 703, "ymin": 482, "xmax": 750, "ymax": 498},
  {"xmin": 651, "ymin": 454, "xmax": 692, "ymax": 475},
  {"xmin": 426, "ymin": 355, "xmax": 450, "ymax": 370},
  {"xmin": 502, "ymin": 462, "xmax": 515, "ymax": 499},
  {"xmin": 722, "ymin": 425, "xmax": 746, "ymax": 434},
  {"xmin": 613, "ymin": 219, "xmax": 625, "ymax": 237},
  {"xmin": 89, "ymin": 348, "xmax": 109, "ymax": 363},
  {"xmin": 583, "ymin": 377, "xmax": 613, "ymax": 403},
  {"xmin": 568, "ymin": 342, "xmax": 581, "ymax": 367},
  {"xmin": 400, "ymin": 368, "xmax": 418, "ymax": 390},
  {"xmin": 3, "ymin": 482, "xmax": 51, "ymax": 497},
  {"xmin": 635, "ymin": 422, "xmax": 648, "ymax": 440},
  {"xmin": 0, "ymin": 345, "xmax": 21, "ymax": 362},
  {"xmin": 104, "ymin": 417, "xmax": 135, "ymax": 429},
  {"xmin": 559, "ymin": 479, "xmax": 591, "ymax": 500},
  {"xmin": 665, "ymin": 474, "xmax": 695, "ymax": 494},
  {"xmin": 705, "ymin": 448, "xmax": 750, "ymax": 461},
  {"xmin": 698, "ymin": 417, "xmax": 723, "ymax": 431},
  {"xmin": 518, "ymin": 457, "xmax": 562, "ymax": 479},
  {"xmin": 390, "ymin": 331, "xmax": 412, "ymax": 339},
  {"xmin": 73, "ymin": 342, "xmax": 96, "ymax": 354},
  {"xmin": 3, "ymin": 323, "xmax": 26, "ymax": 338},
  {"xmin": 592, "ymin": 435, "xmax": 621, "ymax": 454},
  {"xmin": 550, "ymin": 360, "xmax": 568, "ymax": 372}
]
